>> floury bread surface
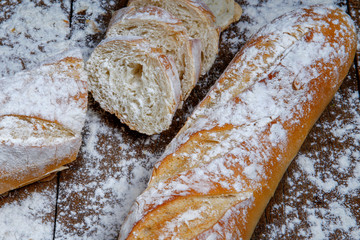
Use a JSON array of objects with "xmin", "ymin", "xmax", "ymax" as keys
[
  {"xmin": 0, "ymin": 49, "xmax": 88, "ymax": 195},
  {"xmin": 106, "ymin": 5, "xmax": 201, "ymax": 103},
  {"xmin": 119, "ymin": 5, "xmax": 357, "ymax": 240},
  {"xmin": 128, "ymin": 0, "xmax": 219, "ymax": 75}
]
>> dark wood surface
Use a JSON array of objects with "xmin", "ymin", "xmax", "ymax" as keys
[{"xmin": 0, "ymin": 0, "xmax": 359, "ymax": 239}]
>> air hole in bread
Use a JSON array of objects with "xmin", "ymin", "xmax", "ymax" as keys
[{"xmin": 86, "ymin": 38, "xmax": 181, "ymax": 135}]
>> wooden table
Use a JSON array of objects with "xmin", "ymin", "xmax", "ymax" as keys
[{"xmin": 0, "ymin": 0, "xmax": 359, "ymax": 239}]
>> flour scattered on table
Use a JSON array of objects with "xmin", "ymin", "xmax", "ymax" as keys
[
  {"xmin": 0, "ymin": 0, "xmax": 110, "ymax": 78},
  {"xmin": 70, "ymin": 0, "xmax": 109, "ymax": 59},
  {"xmin": 0, "ymin": 0, "xmax": 70, "ymax": 77},
  {"xmin": 55, "ymin": 108, "xmax": 161, "ymax": 239},
  {"xmin": 0, "ymin": 190, "xmax": 55, "ymax": 240}
]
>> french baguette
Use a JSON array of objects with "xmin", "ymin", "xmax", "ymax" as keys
[
  {"xmin": 119, "ymin": 5, "xmax": 357, "ymax": 239},
  {"xmin": 0, "ymin": 49, "xmax": 88, "ymax": 195}
]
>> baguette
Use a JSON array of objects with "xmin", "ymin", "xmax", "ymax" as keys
[
  {"xmin": 119, "ymin": 5, "xmax": 357, "ymax": 239},
  {"xmin": 106, "ymin": 5, "xmax": 201, "ymax": 103},
  {"xmin": 128, "ymin": 0, "xmax": 219, "ymax": 75},
  {"xmin": 0, "ymin": 49, "xmax": 88, "ymax": 195},
  {"xmin": 86, "ymin": 36, "xmax": 181, "ymax": 135}
]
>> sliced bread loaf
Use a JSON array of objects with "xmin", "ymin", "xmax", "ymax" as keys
[
  {"xmin": 128, "ymin": 0, "xmax": 219, "ymax": 75},
  {"xmin": 107, "ymin": 6, "xmax": 201, "ymax": 102},
  {"xmin": 86, "ymin": 36, "xmax": 181, "ymax": 135}
]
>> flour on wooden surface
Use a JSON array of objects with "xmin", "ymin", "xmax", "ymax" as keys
[
  {"xmin": 70, "ymin": 0, "xmax": 109, "ymax": 59},
  {"xmin": 0, "ymin": 189, "xmax": 55, "ymax": 240},
  {"xmin": 0, "ymin": 0, "xmax": 71, "ymax": 77}
]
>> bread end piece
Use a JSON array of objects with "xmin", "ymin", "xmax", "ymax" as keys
[
  {"xmin": 0, "ymin": 49, "xmax": 88, "ymax": 194},
  {"xmin": 86, "ymin": 37, "xmax": 181, "ymax": 135},
  {"xmin": 234, "ymin": 2, "xmax": 243, "ymax": 23}
]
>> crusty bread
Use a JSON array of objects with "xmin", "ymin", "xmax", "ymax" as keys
[
  {"xmin": 119, "ymin": 5, "xmax": 357, "ymax": 239},
  {"xmin": 106, "ymin": 6, "xmax": 201, "ymax": 103},
  {"xmin": 86, "ymin": 36, "xmax": 181, "ymax": 135},
  {"xmin": 0, "ymin": 49, "xmax": 88, "ymax": 195},
  {"xmin": 202, "ymin": 0, "xmax": 242, "ymax": 30},
  {"xmin": 128, "ymin": 0, "xmax": 219, "ymax": 75}
]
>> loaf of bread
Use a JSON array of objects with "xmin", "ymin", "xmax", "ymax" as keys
[
  {"xmin": 128, "ymin": 0, "xmax": 220, "ymax": 75},
  {"xmin": 86, "ymin": 36, "xmax": 181, "ymax": 135},
  {"xmin": 87, "ymin": 1, "xmax": 240, "ymax": 135},
  {"xmin": 0, "ymin": 49, "xmax": 88, "ymax": 195},
  {"xmin": 202, "ymin": 0, "xmax": 242, "ymax": 31},
  {"xmin": 119, "ymin": 5, "xmax": 357, "ymax": 239},
  {"xmin": 106, "ymin": 5, "xmax": 201, "ymax": 103}
]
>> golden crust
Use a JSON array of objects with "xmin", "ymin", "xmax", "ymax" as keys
[
  {"xmin": 119, "ymin": 5, "xmax": 357, "ymax": 240},
  {"xmin": 0, "ymin": 50, "xmax": 87, "ymax": 195}
]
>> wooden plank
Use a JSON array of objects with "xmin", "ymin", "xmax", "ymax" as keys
[
  {"xmin": 0, "ymin": 0, "xmax": 71, "ymax": 239},
  {"xmin": 0, "ymin": 0, "xmax": 71, "ymax": 77},
  {"xmin": 0, "ymin": 182, "xmax": 58, "ymax": 240},
  {"xmin": 349, "ymin": 0, "xmax": 360, "ymax": 79}
]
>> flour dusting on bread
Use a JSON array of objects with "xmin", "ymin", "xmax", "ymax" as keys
[
  {"xmin": 119, "ymin": 5, "xmax": 357, "ymax": 239},
  {"xmin": 0, "ymin": 48, "xmax": 88, "ymax": 194}
]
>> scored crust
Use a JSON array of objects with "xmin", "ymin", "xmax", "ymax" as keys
[
  {"xmin": 86, "ymin": 36, "xmax": 181, "ymax": 135},
  {"xmin": 118, "ymin": 5, "xmax": 357, "ymax": 240},
  {"xmin": 128, "ymin": 0, "xmax": 220, "ymax": 75},
  {"xmin": 106, "ymin": 5, "xmax": 201, "ymax": 103},
  {"xmin": 0, "ymin": 49, "xmax": 88, "ymax": 194}
]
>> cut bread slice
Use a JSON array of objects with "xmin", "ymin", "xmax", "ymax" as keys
[
  {"xmin": 202, "ymin": 0, "xmax": 242, "ymax": 30},
  {"xmin": 107, "ymin": 6, "xmax": 201, "ymax": 103},
  {"xmin": 0, "ymin": 48, "xmax": 88, "ymax": 194},
  {"xmin": 86, "ymin": 36, "xmax": 181, "ymax": 135},
  {"xmin": 128, "ymin": 0, "xmax": 219, "ymax": 75}
]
